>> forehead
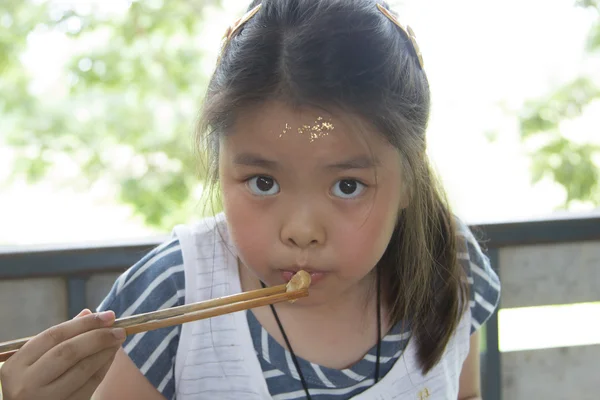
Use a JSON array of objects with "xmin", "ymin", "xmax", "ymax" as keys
[{"xmin": 223, "ymin": 100, "xmax": 394, "ymax": 160}]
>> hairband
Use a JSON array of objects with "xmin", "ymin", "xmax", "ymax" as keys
[
  {"xmin": 222, "ymin": 4, "xmax": 263, "ymax": 43},
  {"xmin": 217, "ymin": 4, "xmax": 262, "ymax": 63},
  {"xmin": 375, "ymin": 4, "xmax": 424, "ymax": 69},
  {"xmin": 219, "ymin": 3, "xmax": 423, "ymax": 69}
]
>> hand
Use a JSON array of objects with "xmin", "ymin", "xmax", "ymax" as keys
[{"xmin": 0, "ymin": 309, "xmax": 126, "ymax": 400}]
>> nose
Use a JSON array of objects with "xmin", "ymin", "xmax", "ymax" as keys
[{"xmin": 280, "ymin": 207, "xmax": 326, "ymax": 249}]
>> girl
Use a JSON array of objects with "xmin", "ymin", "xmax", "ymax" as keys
[{"xmin": 0, "ymin": 1, "xmax": 500, "ymax": 399}]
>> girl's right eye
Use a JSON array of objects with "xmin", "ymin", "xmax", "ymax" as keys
[{"xmin": 247, "ymin": 176, "xmax": 280, "ymax": 196}]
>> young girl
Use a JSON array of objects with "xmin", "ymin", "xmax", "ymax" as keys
[{"xmin": 0, "ymin": 1, "xmax": 500, "ymax": 399}]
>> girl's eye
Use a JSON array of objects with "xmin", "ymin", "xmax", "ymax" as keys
[
  {"xmin": 247, "ymin": 176, "xmax": 280, "ymax": 196},
  {"xmin": 331, "ymin": 179, "xmax": 366, "ymax": 199}
]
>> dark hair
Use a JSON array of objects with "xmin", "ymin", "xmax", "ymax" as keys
[{"xmin": 198, "ymin": 0, "xmax": 468, "ymax": 373}]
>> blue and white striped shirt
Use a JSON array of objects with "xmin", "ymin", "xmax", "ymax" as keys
[{"xmin": 98, "ymin": 220, "xmax": 500, "ymax": 399}]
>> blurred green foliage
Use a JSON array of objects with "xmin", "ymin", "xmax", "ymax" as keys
[
  {"xmin": 2, "ymin": 0, "xmax": 598, "ymax": 233},
  {"xmin": 519, "ymin": 0, "xmax": 600, "ymax": 207},
  {"xmin": 1, "ymin": 0, "xmax": 224, "ymax": 229}
]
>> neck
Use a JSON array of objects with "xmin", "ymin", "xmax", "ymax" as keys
[{"xmin": 240, "ymin": 261, "xmax": 388, "ymax": 371}]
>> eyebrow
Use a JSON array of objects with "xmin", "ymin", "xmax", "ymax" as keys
[
  {"xmin": 325, "ymin": 156, "xmax": 379, "ymax": 170},
  {"xmin": 233, "ymin": 153, "xmax": 279, "ymax": 169}
]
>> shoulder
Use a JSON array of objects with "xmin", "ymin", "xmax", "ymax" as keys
[
  {"xmin": 454, "ymin": 217, "xmax": 501, "ymax": 334},
  {"xmin": 96, "ymin": 237, "xmax": 186, "ymax": 399},
  {"xmin": 98, "ymin": 236, "xmax": 185, "ymax": 317},
  {"xmin": 175, "ymin": 212, "xmax": 228, "ymax": 239},
  {"xmin": 98, "ymin": 213, "xmax": 231, "ymax": 315}
]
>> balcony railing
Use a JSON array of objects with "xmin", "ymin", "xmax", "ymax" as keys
[{"xmin": 1, "ymin": 212, "xmax": 599, "ymax": 399}]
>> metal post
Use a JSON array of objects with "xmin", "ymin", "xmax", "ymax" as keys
[
  {"xmin": 67, "ymin": 277, "xmax": 88, "ymax": 319},
  {"xmin": 483, "ymin": 247, "xmax": 501, "ymax": 400}
]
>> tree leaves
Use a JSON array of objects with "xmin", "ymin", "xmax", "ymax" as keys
[
  {"xmin": 530, "ymin": 137, "xmax": 600, "ymax": 204},
  {"xmin": 587, "ymin": 21, "xmax": 600, "ymax": 52},
  {"xmin": 519, "ymin": 78, "xmax": 600, "ymax": 207},
  {"xmin": 580, "ymin": 0, "xmax": 600, "ymax": 52},
  {"xmin": 576, "ymin": 0, "xmax": 600, "ymax": 10},
  {"xmin": 520, "ymin": 77, "xmax": 600, "ymax": 138},
  {"xmin": 1, "ymin": 0, "xmax": 223, "ymax": 229},
  {"xmin": 518, "ymin": 1, "xmax": 600, "ymax": 209}
]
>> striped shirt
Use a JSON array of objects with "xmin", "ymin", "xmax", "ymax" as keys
[{"xmin": 98, "ymin": 218, "xmax": 500, "ymax": 400}]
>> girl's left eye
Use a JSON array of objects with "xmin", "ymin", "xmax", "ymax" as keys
[{"xmin": 331, "ymin": 179, "xmax": 366, "ymax": 199}]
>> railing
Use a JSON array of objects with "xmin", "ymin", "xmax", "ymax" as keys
[
  {"xmin": 474, "ymin": 212, "xmax": 600, "ymax": 400},
  {"xmin": 1, "ymin": 212, "xmax": 599, "ymax": 399}
]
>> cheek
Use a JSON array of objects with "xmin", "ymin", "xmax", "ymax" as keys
[
  {"xmin": 336, "ymin": 213, "xmax": 396, "ymax": 272},
  {"xmin": 333, "ymin": 185, "xmax": 400, "ymax": 272},
  {"xmin": 221, "ymin": 184, "xmax": 272, "ymax": 268}
]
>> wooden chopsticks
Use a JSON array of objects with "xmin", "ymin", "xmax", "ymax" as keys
[{"xmin": 0, "ymin": 278, "xmax": 309, "ymax": 363}]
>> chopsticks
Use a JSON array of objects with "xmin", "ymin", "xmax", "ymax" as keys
[{"xmin": 0, "ymin": 277, "xmax": 309, "ymax": 363}]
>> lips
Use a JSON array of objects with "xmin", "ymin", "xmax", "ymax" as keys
[{"xmin": 280, "ymin": 268, "xmax": 327, "ymax": 285}]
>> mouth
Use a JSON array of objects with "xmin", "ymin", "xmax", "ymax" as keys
[{"xmin": 280, "ymin": 267, "xmax": 327, "ymax": 285}]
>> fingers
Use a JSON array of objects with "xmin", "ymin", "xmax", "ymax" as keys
[
  {"xmin": 43, "ymin": 345, "xmax": 120, "ymax": 400},
  {"xmin": 18, "ymin": 311, "xmax": 117, "ymax": 366},
  {"xmin": 67, "ymin": 351, "xmax": 118, "ymax": 400},
  {"xmin": 0, "ymin": 309, "xmax": 123, "ymax": 400},
  {"xmin": 30, "ymin": 325, "xmax": 126, "ymax": 387},
  {"xmin": 75, "ymin": 309, "xmax": 92, "ymax": 318},
  {"xmin": 4, "ymin": 309, "xmax": 93, "ymax": 367}
]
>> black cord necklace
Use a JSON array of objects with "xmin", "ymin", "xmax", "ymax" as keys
[{"xmin": 261, "ymin": 269, "xmax": 382, "ymax": 399}]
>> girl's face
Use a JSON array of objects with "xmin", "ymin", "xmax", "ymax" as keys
[{"xmin": 219, "ymin": 101, "xmax": 405, "ymax": 306}]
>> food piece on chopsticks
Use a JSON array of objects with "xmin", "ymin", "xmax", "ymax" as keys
[{"xmin": 286, "ymin": 270, "xmax": 311, "ymax": 302}]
